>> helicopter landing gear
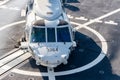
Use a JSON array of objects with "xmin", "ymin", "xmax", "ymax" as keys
[{"xmin": 14, "ymin": 34, "xmax": 27, "ymax": 48}]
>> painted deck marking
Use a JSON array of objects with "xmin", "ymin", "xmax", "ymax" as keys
[
  {"xmin": 0, "ymin": 50, "xmax": 24, "ymax": 67},
  {"xmin": 89, "ymin": 19, "xmax": 103, "ymax": 23},
  {"xmin": 75, "ymin": 8, "xmax": 120, "ymax": 29},
  {"xmin": 0, "ymin": 52, "xmax": 31, "ymax": 76},
  {"xmin": 47, "ymin": 67, "xmax": 55, "ymax": 80},
  {"xmin": 0, "ymin": 20, "xmax": 25, "ymax": 31},
  {"xmin": 67, "ymin": 14, "xmax": 74, "ymax": 19},
  {"xmin": 104, "ymin": 20, "xmax": 118, "ymax": 25},
  {"xmin": 75, "ymin": 17, "xmax": 88, "ymax": 21},
  {"xmin": 0, "ymin": 5, "xmax": 20, "ymax": 11},
  {"xmin": 0, "ymin": 0, "xmax": 10, "ymax": 6}
]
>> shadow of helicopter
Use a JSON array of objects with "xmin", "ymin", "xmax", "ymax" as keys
[
  {"xmin": 63, "ymin": 0, "xmax": 80, "ymax": 12},
  {"xmin": 64, "ymin": 4, "xmax": 80, "ymax": 12},
  {"xmin": 29, "ymin": 31, "xmax": 120, "ymax": 80},
  {"xmin": 64, "ymin": 0, "xmax": 80, "ymax": 3},
  {"xmin": 54, "ymin": 31, "xmax": 120, "ymax": 80}
]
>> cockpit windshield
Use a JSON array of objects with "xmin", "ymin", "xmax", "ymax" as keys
[
  {"xmin": 31, "ymin": 27, "xmax": 46, "ymax": 42},
  {"xmin": 30, "ymin": 26, "xmax": 71, "ymax": 43},
  {"xmin": 57, "ymin": 27, "xmax": 71, "ymax": 42}
]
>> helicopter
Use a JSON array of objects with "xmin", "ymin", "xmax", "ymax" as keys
[{"xmin": 19, "ymin": 0, "xmax": 76, "ymax": 67}]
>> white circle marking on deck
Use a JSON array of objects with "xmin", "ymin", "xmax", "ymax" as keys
[{"xmin": 0, "ymin": 20, "xmax": 108, "ymax": 76}]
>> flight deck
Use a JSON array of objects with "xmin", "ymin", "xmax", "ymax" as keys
[{"xmin": 0, "ymin": 0, "xmax": 120, "ymax": 80}]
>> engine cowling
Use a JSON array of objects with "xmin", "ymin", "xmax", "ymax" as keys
[{"xmin": 33, "ymin": 0, "xmax": 62, "ymax": 20}]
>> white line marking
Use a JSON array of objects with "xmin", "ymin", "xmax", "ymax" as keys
[
  {"xmin": 2, "ymin": 20, "xmax": 107, "ymax": 76},
  {"xmin": 104, "ymin": 20, "xmax": 118, "ymax": 25},
  {"xmin": 75, "ymin": 8, "xmax": 120, "ymax": 29},
  {"xmin": 0, "ymin": 5, "xmax": 20, "ymax": 11},
  {"xmin": 71, "ymin": 16, "xmax": 118, "ymax": 26},
  {"xmin": 70, "ymin": 22, "xmax": 83, "ymax": 29},
  {"xmin": 0, "ymin": 49, "xmax": 18, "ymax": 59},
  {"xmin": 0, "ymin": 5, "xmax": 7, "ymax": 9},
  {"xmin": 0, "ymin": 52, "xmax": 31, "ymax": 77},
  {"xmin": 9, "ymin": 7, "xmax": 20, "ymax": 11},
  {"xmin": 67, "ymin": 14, "xmax": 74, "ymax": 19},
  {"xmin": 0, "ymin": 50, "xmax": 24, "ymax": 67},
  {"xmin": 47, "ymin": 67, "xmax": 55, "ymax": 80},
  {"xmin": 0, "ymin": 0, "xmax": 10, "ymax": 6},
  {"xmin": 0, "ymin": 20, "xmax": 25, "ymax": 31},
  {"xmin": 12, "ymin": 69, "xmax": 48, "ymax": 76},
  {"xmin": 89, "ymin": 19, "xmax": 103, "ymax": 23},
  {"xmin": 84, "ymin": 8, "xmax": 120, "ymax": 25},
  {"xmin": 75, "ymin": 16, "xmax": 88, "ymax": 21}
]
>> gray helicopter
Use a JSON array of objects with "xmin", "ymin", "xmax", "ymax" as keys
[{"xmin": 19, "ymin": 0, "xmax": 76, "ymax": 67}]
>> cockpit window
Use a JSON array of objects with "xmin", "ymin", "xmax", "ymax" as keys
[
  {"xmin": 47, "ymin": 28, "xmax": 56, "ymax": 42},
  {"xmin": 57, "ymin": 27, "xmax": 71, "ymax": 42},
  {"xmin": 30, "ymin": 27, "xmax": 71, "ymax": 43},
  {"xmin": 31, "ymin": 27, "xmax": 46, "ymax": 42}
]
